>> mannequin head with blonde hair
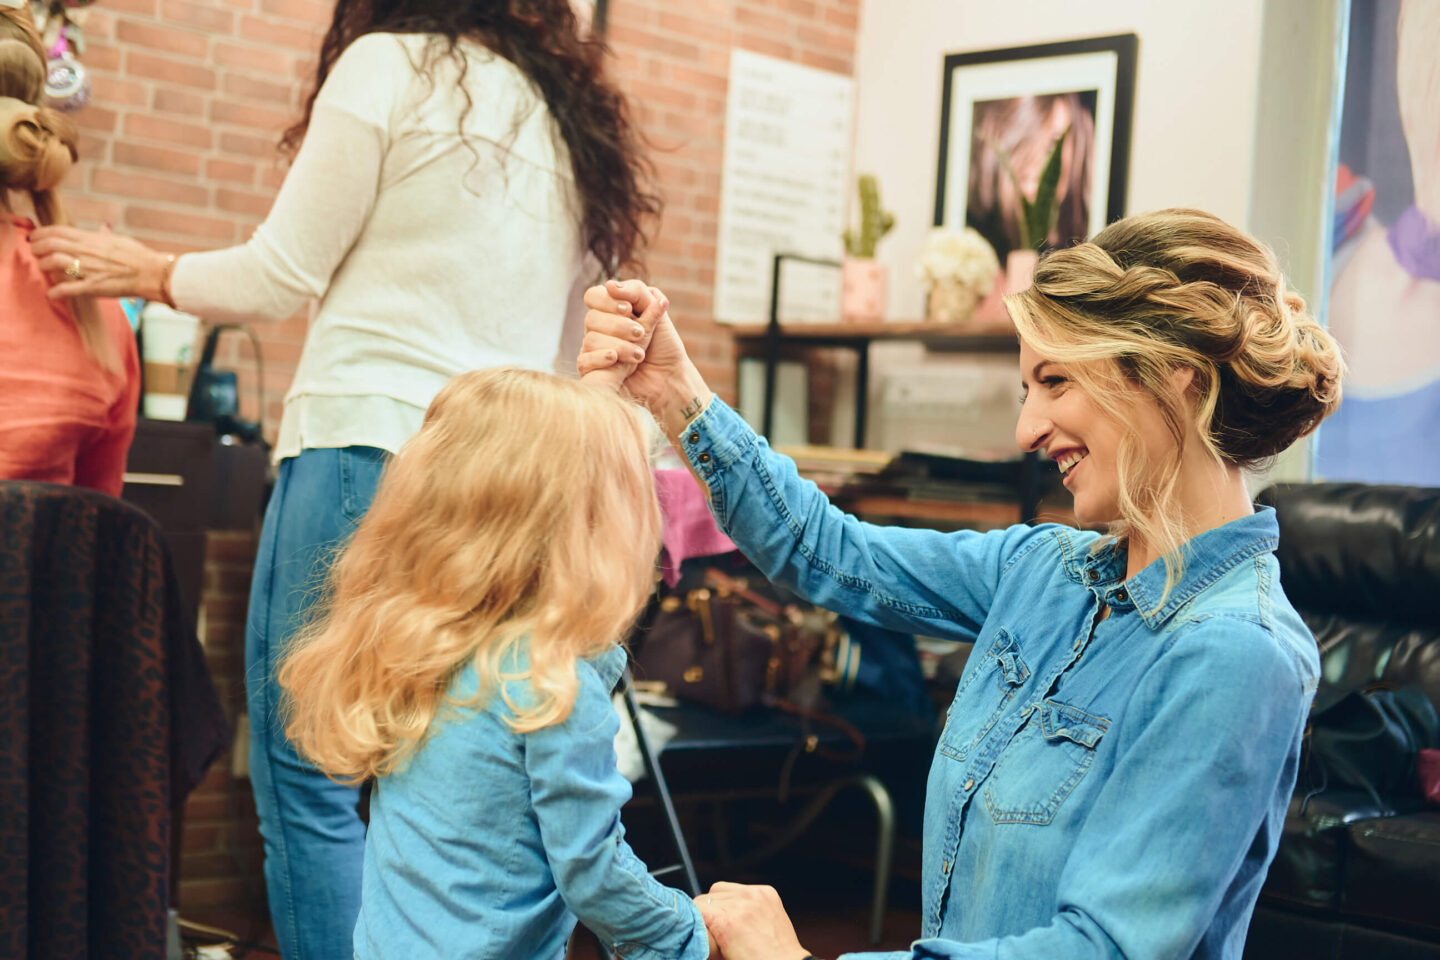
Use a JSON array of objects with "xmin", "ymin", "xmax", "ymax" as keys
[
  {"xmin": 1, "ymin": 3, "xmax": 114, "ymax": 370},
  {"xmin": 280, "ymin": 367, "xmax": 663, "ymax": 784}
]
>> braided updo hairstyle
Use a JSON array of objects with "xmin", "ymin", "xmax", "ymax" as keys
[
  {"xmin": 1005, "ymin": 208, "xmax": 1342, "ymax": 586},
  {"xmin": 0, "ymin": 4, "xmax": 116, "ymax": 372}
]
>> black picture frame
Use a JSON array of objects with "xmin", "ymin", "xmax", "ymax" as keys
[{"xmin": 933, "ymin": 34, "xmax": 1138, "ymax": 256}]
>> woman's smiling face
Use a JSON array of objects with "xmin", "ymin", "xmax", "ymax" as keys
[{"xmin": 1014, "ymin": 337, "xmax": 1181, "ymax": 526}]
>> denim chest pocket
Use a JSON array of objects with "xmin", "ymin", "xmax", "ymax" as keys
[
  {"xmin": 982, "ymin": 699, "xmax": 1109, "ymax": 826},
  {"xmin": 939, "ymin": 629, "xmax": 1030, "ymax": 762}
]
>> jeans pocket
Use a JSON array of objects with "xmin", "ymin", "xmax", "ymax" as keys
[
  {"xmin": 338, "ymin": 446, "xmax": 390, "ymax": 525},
  {"xmin": 982, "ymin": 698, "xmax": 1109, "ymax": 825}
]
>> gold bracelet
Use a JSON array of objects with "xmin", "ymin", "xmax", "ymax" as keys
[{"xmin": 159, "ymin": 253, "xmax": 178, "ymax": 309}]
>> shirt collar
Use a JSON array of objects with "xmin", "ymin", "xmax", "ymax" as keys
[
  {"xmin": 1066, "ymin": 506, "xmax": 1280, "ymax": 629},
  {"xmin": 592, "ymin": 643, "xmax": 629, "ymax": 689}
]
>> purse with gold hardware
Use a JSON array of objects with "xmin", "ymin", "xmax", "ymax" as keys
[{"xmin": 632, "ymin": 567, "xmax": 843, "ymax": 715}]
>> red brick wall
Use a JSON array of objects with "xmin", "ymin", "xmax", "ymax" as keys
[
  {"xmin": 605, "ymin": 0, "xmax": 861, "ymax": 397},
  {"xmin": 67, "ymin": 0, "xmax": 859, "ymax": 425},
  {"xmin": 178, "ymin": 531, "xmax": 265, "ymax": 921},
  {"xmin": 66, "ymin": 0, "xmax": 860, "ymax": 922},
  {"xmin": 68, "ymin": 0, "xmax": 328, "ymax": 433}
]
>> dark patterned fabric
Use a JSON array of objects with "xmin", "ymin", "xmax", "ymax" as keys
[{"xmin": 0, "ymin": 481, "xmax": 229, "ymax": 960}]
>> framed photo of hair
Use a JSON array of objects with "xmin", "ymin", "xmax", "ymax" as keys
[{"xmin": 933, "ymin": 34, "xmax": 1137, "ymax": 262}]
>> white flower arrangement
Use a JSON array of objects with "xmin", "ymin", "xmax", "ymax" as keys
[{"xmin": 915, "ymin": 227, "xmax": 1001, "ymax": 295}]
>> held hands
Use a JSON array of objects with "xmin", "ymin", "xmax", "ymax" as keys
[
  {"xmin": 578, "ymin": 280, "xmax": 714, "ymax": 436},
  {"xmin": 693, "ymin": 882, "xmax": 811, "ymax": 960},
  {"xmin": 577, "ymin": 280, "xmax": 670, "ymax": 395},
  {"xmin": 29, "ymin": 225, "xmax": 173, "ymax": 303}
]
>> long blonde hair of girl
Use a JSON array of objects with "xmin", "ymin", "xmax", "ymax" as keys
[
  {"xmin": 280, "ymin": 368, "xmax": 663, "ymax": 785},
  {"xmin": 0, "ymin": 6, "xmax": 118, "ymax": 373}
]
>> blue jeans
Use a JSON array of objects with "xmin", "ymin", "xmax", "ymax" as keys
[{"xmin": 246, "ymin": 446, "xmax": 389, "ymax": 960}]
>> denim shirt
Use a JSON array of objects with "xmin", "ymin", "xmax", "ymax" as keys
[
  {"xmin": 679, "ymin": 399, "xmax": 1319, "ymax": 960},
  {"xmin": 354, "ymin": 644, "xmax": 707, "ymax": 960}
]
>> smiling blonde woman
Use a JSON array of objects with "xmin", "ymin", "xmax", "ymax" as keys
[{"xmin": 578, "ymin": 208, "xmax": 1343, "ymax": 960}]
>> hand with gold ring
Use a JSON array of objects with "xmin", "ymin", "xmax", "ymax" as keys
[{"xmin": 29, "ymin": 224, "xmax": 176, "ymax": 303}]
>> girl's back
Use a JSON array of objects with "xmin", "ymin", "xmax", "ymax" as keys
[
  {"xmin": 356, "ymin": 644, "xmax": 701, "ymax": 960},
  {"xmin": 283, "ymin": 370, "xmax": 707, "ymax": 960}
]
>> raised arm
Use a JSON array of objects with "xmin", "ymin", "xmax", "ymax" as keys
[
  {"xmin": 31, "ymin": 34, "xmax": 402, "ymax": 321},
  {"xmin": 579, "ymin": 281, "xmax": 1045, "ymax": 641}
]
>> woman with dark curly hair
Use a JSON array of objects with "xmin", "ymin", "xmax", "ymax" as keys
[{"xmin": 32, "ymin": 4, "xmax": 659, "ymax": 957}]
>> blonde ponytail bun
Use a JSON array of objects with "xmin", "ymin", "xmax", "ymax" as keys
[{"xmin": 0, "ymin": 100, "xmax": 78, "ymax": 192}]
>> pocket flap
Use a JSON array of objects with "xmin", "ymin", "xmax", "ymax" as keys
[
  {"xmin": 1039, "ymin": 700, "xmax": 1109, "ymax": 749},
  {"xmin": 991, "ymin": 632, "xmax": 1030, "ymax": 687}
]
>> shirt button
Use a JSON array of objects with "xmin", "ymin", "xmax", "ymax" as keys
[
  {"xmin": 963, "ymin": 778, "xmax": 974, "ymax": 791},
  {"xmin": 942, "ymin": 859, "xmax": 952, "ymax": 874},
  {"xmin": 688, "ymin": 432, "xmax": 700, "ymax": 444},
  {"xmin": 1087, "ymin": 569, "xmax": 1099, "ymax": 581},
  {"xmin": 698, "ymin": 452, "xmax": 711, "ymax": 464},
  {"xmin": 1115, "ymin": 589, "xmax": 1129, "ymax": 603}
]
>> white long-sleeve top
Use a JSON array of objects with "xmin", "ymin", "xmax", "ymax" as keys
[{"xmin": 170, "ymin": 32, "xmax": 588, "ymax": 460}]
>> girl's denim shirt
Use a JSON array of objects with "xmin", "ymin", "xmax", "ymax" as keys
[
  {"xmin": 355, "ymin": 644, "xmax": 707, "ymax": 960},
  {"xmin": 680, "ymin": 398, "xmax": 1319, "ymax": 960}
]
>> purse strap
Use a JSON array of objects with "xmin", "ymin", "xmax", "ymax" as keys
[
  {"xmin": 704, "ymin": 567, "xmax": 784, "ymax": 618},
  {"xmin": 772, "ymin": 699, "xmax": 867, "ymax": 803}
]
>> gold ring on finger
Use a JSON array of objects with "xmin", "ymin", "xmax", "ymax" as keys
[{"xmin": 65, "ymin": 258, "xmax": 84, "ymax": 281}]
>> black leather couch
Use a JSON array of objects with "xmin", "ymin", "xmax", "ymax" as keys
[{"xmin": 1245, "ymin": 483, "xmax": 1440, "ymax": 959}]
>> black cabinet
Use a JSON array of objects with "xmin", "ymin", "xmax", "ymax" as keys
[{"xmin": 122, "ymin": 419, "xmax": 214, "ymax": 631}]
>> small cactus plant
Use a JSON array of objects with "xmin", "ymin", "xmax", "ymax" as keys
[{"xmin": 843, "ymin": 174, "xmax": 895, "ymax": 259}]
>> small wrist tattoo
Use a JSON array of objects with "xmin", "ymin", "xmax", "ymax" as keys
[{"xmin": 680, "ymin": 396, "xmax": 704, "ymax": 421}]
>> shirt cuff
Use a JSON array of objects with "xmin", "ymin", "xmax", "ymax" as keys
[
  {"xmin": 674, "ymin": 397, "xmax": 757, "ymax": 489},
  {"xmin": 611, "ymin": 898, "xmax": 709, "ymax": 960}
]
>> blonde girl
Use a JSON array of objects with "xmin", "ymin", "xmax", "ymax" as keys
[{"xmin": 279, "ymin": 367, "xmax": 709, "ymax": 960}]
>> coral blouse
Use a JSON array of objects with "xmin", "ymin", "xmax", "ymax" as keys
[{"xmin": 1, "ymin": 214, "xmax": 140, "ymax": 497}]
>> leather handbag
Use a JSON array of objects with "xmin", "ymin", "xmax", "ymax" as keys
[{"xmin": 633, "ymin": 568, "xmax": 844, "ymax": 715}]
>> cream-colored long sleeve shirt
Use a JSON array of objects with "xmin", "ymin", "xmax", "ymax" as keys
[{"xmin": 170, "ymin": 32, "xmax": 588, "ymax": 460}]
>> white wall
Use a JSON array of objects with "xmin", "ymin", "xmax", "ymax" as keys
[
  {"xmin": 1247, "ymin": 0, "xmax": 1346, "ymax": 481},
  {"xmin": 852, "ymin": 0, "xmax": 1267, "ymax": 322},
  {"xmin": 849, "ymin": 0, "xmax": 1344, "ymax": 482}
]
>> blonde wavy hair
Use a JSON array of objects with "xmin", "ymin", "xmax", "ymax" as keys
[
  {"xmin": 1005, "ymin": 208, "xmax": 1343, "ymax": 592},
  {"xmin": 0, "ymin": 5, "xmax": 116, "ymax": 372},
  {"xmin": 279, "ymin": 368, "xmax": 662, "ymax": 784}
]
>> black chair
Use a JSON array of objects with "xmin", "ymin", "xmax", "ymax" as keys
[
  {"xmin": 0, "ymin": 481, "xmax": 228, "ymax": 960},
  {"xmin": 1246, "ymin": 483, "xmax": 1440, "ymax": 959}
]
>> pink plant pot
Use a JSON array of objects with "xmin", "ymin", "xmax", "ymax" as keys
[{"xmin": 842, "ymin": 258, "xmax": 888, "ymax": 322}]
